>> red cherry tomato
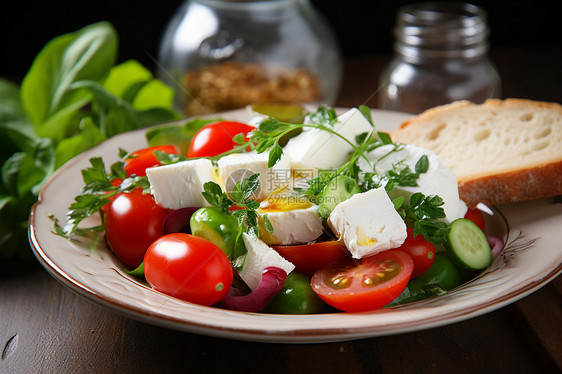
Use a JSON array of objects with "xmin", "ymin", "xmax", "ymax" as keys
[
  {"xmin": 144, "ymin": 233, "xmax": 233, "ymax": 306},
  {"xmin": 311, "ymin": 249, "xmax": 414, "ymax": 312},
  {"xmin": 464, "ymin": 208, "xmax": 486, "ymax": 233},
  {"xmin": 104, "ymin": 189, "xmax": 170, "ymax": 268},
  {"xmin": 187, "ymin": 121, "xmax": 255, "ymax": 158},
  {"xmin": 273, "ymin": 240, "xmax": 348, "ymax": 276},
  {"xmin": 124, "ymin": 145, "xmax": 179, "ymax": 177},
  {"xmin": 397, "ymin": 228, "xmax": 436, "ymax": 278}
]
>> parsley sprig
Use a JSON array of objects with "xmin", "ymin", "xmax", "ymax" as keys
[
  {"xmin": 201, "ymin": 174, "xmax": 273, "ymax": 241},
  {"xmin": 394, "ymin": 192, "xmax": 450, "ymax": 245},
  {"xmin": 52, "ymin": 149, "xmax": 150, "ymax": 238}
]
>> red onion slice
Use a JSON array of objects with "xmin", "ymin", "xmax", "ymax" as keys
[
  {"xmin": 488, "ymin": 236, "xmax": 505, "ymax": 259},
  {"xmin": 222, "ymin": 267, "xmax": 287, "ymax": 312},
  {"xmin": 162, "ymin": 207, "xmax": 199, "ymax": 234}
]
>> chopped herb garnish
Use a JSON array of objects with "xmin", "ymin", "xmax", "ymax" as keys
[
  {"xmin": 52, "ymin": 150, "xmax": 151, "ymax": 238},
  {"xmin": 202, "ymin": 174, "xmax": 265, "ymax": 240},
  {"xmin": 395, "ymin": 192, "xmax": 450, "ymax": 245}
]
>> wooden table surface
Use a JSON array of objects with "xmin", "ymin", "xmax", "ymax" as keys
[{"xmin": 2, "ymin": 45, "xmax": 562, "ymax": 374}]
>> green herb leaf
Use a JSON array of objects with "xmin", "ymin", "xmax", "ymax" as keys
[
  {"xmin": 21, "ymin": 22, "xmax": 118, "ymax": 140},
  {"xmin": 399, "ymin": 192, "xmax": 450, "ymax": 245},
  {"xmin": 415, "ymin": 155, "xmax": 430, "ymax": 174},
  {"xmin": 305, "ymin": 106, "xmax": 338, "ymax": 127},
  {"xmin": 262, "ymin": 214, "xmax": 274, "ymax": 233},
  {"xmin": 202, "ymin": 181, "xmax": 233, "ymax": 213},
  {"xmin": 268, "ymin": 141, "xmax": 283, "ymax": 168},
  {"xmin": 358, "ymin": 105, "xmax": 374, "ymax": 126},
  {"xmin": 377, "ymin": 131, "xmax": 393, "ymax": 145}
]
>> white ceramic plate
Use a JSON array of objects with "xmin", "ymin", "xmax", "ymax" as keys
[{"xmin": 29, "ymin": 109, "xmax": 562, "ymax": 343}]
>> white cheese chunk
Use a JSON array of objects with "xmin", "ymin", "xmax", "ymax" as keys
[
  {"xmin": 327, "ymin": 187, "xmax": 407, "ymax": 259},
  {"xmin": 238, "ymin": 233, "xmax": 295, "ymax": 290},
  {"xmin": 217, "ymin": 151, "xmax": 291, "ymax": 201},
  {"xmin": 357, "ymin": 144, "xmax": 467, "ymax": 223},
  {"xmin": 283, "ymin": 108, "xmax": 374, "ymax": 172},
  {"xmin": 258, "ymin": 204, "xmax": 324, "ymax": 245},
  {"xmin": 146, "ymin": 158, "xmax": 217, "ymax": 209}
]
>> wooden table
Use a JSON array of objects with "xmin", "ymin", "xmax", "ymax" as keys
[{"xmin": 2, "ymin": 45, "xmax": 561, "ymax": 373}]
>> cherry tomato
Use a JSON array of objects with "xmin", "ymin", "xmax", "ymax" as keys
[
  {"xmin": 273, "ymin": 240, "xmax": 348, "ymax": 276},
  {"xmin": 124, "ymin": 145, "xmax": 178, "ymax": 177},
  {"xmin": 187, "ymin": 121, "xmax": 255, "ymax": 158},
  {"xmin": 311, "ymin": 249, "xmax": 414, "ymax": 312},
  {"xmin": 104, "ymin": 189, "xmax": 170, "ymax": 268},
  {"xmin": 398, "ymin": 228, "xmax": 436, "ymax": 278},
  {"xmin": 144, "ymin": 233, "xmax": 233, "ymax": 306},
  {"xmin": 464, "ymin": 208, "xmax": 486, "ymax": 232}
]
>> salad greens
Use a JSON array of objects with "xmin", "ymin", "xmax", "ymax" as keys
[{"xmin": 0, "ymin": 21, "xmax": 181, "ymax": 259}]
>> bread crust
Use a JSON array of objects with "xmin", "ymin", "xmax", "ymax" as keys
[
  {"xmin": 391, "ymin": 98, "xmax": 562, "ymax": 207},
  {"xmin": 458, "ymin": 159, "xmax": 562, "ymax": 208}
]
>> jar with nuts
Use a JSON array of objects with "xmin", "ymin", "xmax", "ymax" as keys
[{"xmin": 158, "ymin": 0, "xmax": 343, "ymax": 116}]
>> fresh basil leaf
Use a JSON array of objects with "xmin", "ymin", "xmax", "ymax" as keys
[
  {"xmin": 16, "ymin": 138, "xmax": 55, "ymax": 196},
  {"xmin": 54, "ymin": 117, "xmax": 105, "ymax": 168},
  {"xmin": 0, "ymin": 78, "xmax": 36, "ymax": 153},
  {"xmin": 21, "ymin": 22, "xmax": 118, "ymax": 139},
  {"xmin": 103, "ymin": 59, "xmax": 152, "ymax": 99},
  {"xmin": 131, "ymin": 79, "xmax": 175, "ymax": 111}
]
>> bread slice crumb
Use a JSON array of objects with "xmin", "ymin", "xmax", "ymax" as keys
[{"xmin": 390, "ymin": 99, "xmax": 562, "ymax": 207}]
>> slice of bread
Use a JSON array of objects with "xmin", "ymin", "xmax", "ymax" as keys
[{"xmin": 390, "ymin": 98, "xmax": 562, "ymax": 208}]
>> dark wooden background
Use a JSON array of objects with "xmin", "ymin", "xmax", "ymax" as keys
[{"xmin": 1, "ymin": 1, "xmax": 561, "ymax": 373}]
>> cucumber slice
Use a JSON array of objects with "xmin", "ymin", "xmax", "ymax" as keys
[
  {"xmin": 318, "ymin": 175, "xmax": 361, "ymax": 218},
  {"xmin": 445, "ymin": 218, "xmax": 492, "ymax": 270}
]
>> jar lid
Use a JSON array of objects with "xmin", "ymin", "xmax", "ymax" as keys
[{"xmin": 394, "ymin": 2, "xmax": 490, "ymax": 59}]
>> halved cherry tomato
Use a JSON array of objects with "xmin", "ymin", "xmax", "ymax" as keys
[
  {"xmin": 272, "ymin": 240, "xmax": 348, "ymax": 276},
  {"xmin": 144, "ymin": 233, "xmax": 233, "ymax": 306},
  {"xmin": 464, "ymin": 208, "xmax": 486, "ymax": 233},
  {"xmin": 187, "ymin": 121, "xmax": 255, "ymax": 158},
  {"xmin": 124, "ymin": 145, "xmax": 179, "ymax": 177},
  {"xmin": 104, "ymin": 189, "xmax": 170, "ymax": 268},
  {"xmin": 311, "ymin": 249, "xmax": 414, "ymax": 312},
  {"xmin": 398, "ymin": 228, "xmax": 436, "ymax": 278}
]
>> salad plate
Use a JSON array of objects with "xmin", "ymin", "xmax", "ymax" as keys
[{"xmin": 29, "ymin": 108, "xmax": 562, "ymax": 343}]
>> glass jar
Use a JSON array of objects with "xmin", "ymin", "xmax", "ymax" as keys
[
  {"xmin": 378, "ymin": 2, "xmax": 501, "ymax": 114},
  {"xmin": 158, "ymin": 0, "xmax": 342, "ymax": 116}
]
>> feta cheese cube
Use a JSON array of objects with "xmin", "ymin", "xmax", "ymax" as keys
[
  {"xmin": 238, "ymin": 233, "xmax": 295, "ymax": 290},
  {"xmin": 357, "ymin": 144, "xmax": 467, "ymax": 222},
  {"xmin": 327, "ymin": 187, "xmax": 407, "ymax": 259},
  {"xmin": 217, "ymin": 151, "xmax": 291, "ymax": 201},
  {"xmin": 146, "ymin": 158, "xmax": 217, "ymax": 209},
  {"xmin": 283, "ymin": 108, "xmax": 374, "ymax": 171},
  {"xmin": 258, "ymin": 205, "xmax": 324, "ymax": 245}
]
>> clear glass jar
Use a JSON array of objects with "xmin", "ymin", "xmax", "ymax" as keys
[
  {"xmin": 158, "ymin": 0, "xmax": 342, "ymax": 116},
  {"xmin": 378, "ymin": 2, "xmax": 501, "ymax": 114}
]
